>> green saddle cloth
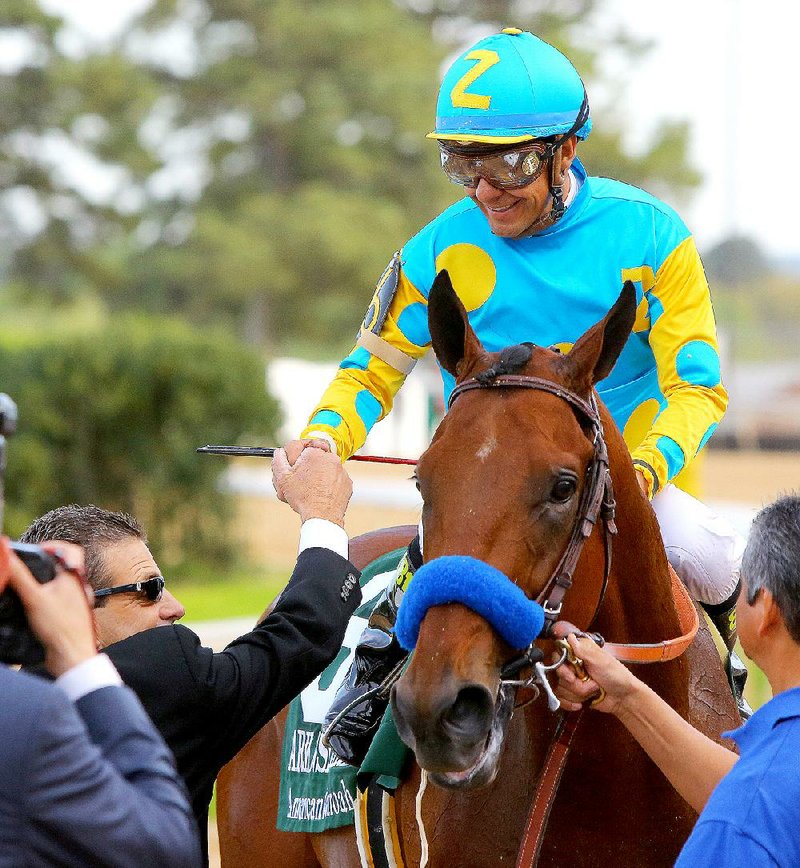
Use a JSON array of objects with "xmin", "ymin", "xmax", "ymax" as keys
[{"xmin": 277, "ymin": 547, "xmax": 412, "ymax": 834}]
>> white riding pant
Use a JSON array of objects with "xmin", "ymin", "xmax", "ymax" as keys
[{"xmin": 651, "ymin": 485, "xmax": 744, "ymax": 606}]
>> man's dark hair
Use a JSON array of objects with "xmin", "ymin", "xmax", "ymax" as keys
[
  {"xmin": 741, "ymin": 493, "xmax": 800, "ymax": 642},
  {"xmin": 21, "ymin": 505, "xmax": 146, "ymax": 601}
]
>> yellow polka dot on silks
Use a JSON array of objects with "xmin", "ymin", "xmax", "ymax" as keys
[
  {"xmin": 552, "ymin": 341, "xmax": 574, "ymax": 355},
  {"xmin": 435, "ymin": 244, "xmax": 496, "ymax": 312},
  {"xmin": 622, "ymin": 398, "xmax": 661, "ymax": 451}
]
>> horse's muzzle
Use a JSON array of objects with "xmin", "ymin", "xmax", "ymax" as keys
[{"xmin": 391, "ymin": 675, "xmax": 497, "ymax": 776}]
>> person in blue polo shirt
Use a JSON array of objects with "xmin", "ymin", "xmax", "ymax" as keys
[{"xmin": 557, "ymin": 493, "xmax": 800, "ymax": 866}]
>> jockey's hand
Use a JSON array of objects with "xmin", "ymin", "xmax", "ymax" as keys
[
  {"xmin": 635, "ymin": 470, "xmax": 649, "ymax": 498},
  {"xmin": 555, "ymin": 634, "xmax": 639, "ymax": 715},
  {"xmin": 272, "ymin": 445, "xmax": 352, "ymax": 527},
  {"xmin": 283, "ymin": 438, "xmax": 332, "ymax": 466}
]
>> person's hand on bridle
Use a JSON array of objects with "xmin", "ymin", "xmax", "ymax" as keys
[{"xmin": 555, "ymin": 633, "xmax": 639, "ymax": 716}]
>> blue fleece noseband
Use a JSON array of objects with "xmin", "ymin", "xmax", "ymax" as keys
[{"xmin": 395, "ymin": 555, "xmax": 546, "ymax": 651}]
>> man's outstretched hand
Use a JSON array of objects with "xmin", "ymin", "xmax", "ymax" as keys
[{"xmin": 272, "ymin": 446, "xmax": 352, "ymax": 528}]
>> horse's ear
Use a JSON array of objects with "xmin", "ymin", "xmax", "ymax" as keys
[
  {"xmin": 428, "ymin": 269, "xmax": 484, "ymax": 377},
  {"xmin": 561, "ymin": 281, "xmax": 637, "ymax": 390}
]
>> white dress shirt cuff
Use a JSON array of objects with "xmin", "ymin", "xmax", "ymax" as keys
[
  {"xmin": 299, "ymin": 518, "xmax": 349, "ymax": 560},
  {"xmin": 55, "ymin": 653, "xmax": 124, "ymax": 702}
]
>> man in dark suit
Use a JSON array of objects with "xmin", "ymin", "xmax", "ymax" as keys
[
  {"xmin": 23, "ymin": 444, "xmax": 362, "ymax": 865},
  {"xmin": 1, "ymin": 537, "xmax": 201, "ymax": 867}
]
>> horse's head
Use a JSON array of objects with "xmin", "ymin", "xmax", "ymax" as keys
[{"xmin": 391, "ymin": 270, "xmax": 637, "ymax": 789}]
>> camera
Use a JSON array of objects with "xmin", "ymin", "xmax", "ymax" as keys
[
  {"xmin": 0, "ymin": 543, "xmax": 59, "ymax": 665},
  {"xmin": 0, "ymin": 394, "xmax": 59, "ymax": 664}
]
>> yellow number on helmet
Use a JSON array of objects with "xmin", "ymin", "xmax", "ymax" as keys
[{"xmin": 449, "ymin": 49, "xmax": 500, "ymax": 110}]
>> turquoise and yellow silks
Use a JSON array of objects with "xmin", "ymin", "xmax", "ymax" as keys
[{"xmin": 302, "ymin": 159, "xmax": 727, "ymax": 498}]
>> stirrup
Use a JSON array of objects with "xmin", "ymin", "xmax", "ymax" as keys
[
  {"xmin": 321, "ymin": 640, "xmax": 409, "ymax": 766},
  {"xmin": 725, "ymin": 649, "xmax": 753, "ymax": 720}
]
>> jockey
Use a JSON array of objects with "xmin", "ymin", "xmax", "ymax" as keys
[{"xmin": 293, "ymin": 28, "xmax": 748, "ymax": 763}]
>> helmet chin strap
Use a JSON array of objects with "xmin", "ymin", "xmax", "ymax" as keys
[{"xmin": 518, "ymin": 149, "xmax": 567, "ymax": 237}]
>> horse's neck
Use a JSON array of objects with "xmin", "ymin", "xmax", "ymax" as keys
[{"xmin": 595, "ymin": 414, "xmax": 681, "ymax": 643}]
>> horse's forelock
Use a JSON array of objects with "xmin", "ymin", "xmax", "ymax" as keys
[{"xmin": 475, "ymin": 342, "xmax": 535, "ymax": 384}]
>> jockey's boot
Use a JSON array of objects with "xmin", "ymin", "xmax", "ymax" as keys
[
  {"xmin": 322, "ymin": 535, "xmax": 422, "ymax": 766},
  {"xmin": 701, "ymin": 579, "xmax": 753, "ymax": 720}
]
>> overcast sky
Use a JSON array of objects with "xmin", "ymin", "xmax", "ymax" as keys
[
  {"xmin": 601, "ymin": 0, "xmax": 798, "ymax": 260},
  {"xmin": 39, "ymin": 0, "xmax": 799, "ymax": 260}
]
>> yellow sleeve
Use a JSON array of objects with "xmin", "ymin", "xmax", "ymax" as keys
[
  {"xmin": 631, "ymin": 236, "xmax": 728, "ymax": 497},
  {"xmin": 300, "ymin": 269, "xmax": 430, "ymax": 460}
]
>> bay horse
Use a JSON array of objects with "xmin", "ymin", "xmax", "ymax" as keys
[{"xmin": 217, "ymin": 272, "xmax": 739, "ymax": 866}]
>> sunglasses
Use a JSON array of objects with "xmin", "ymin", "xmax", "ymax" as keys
[
  {"xmin": 93, "ymin": 575, "xmax": 165, "ymax": 603},
  {"xmin": 439, "ymin": 141, "xmax": 550, "ymax": 190}
]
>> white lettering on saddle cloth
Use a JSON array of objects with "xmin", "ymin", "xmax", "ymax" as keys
[
  {"xmin": 287, "ymin": 727, "xmax": 341, "ymax": 775},
  {"xmin": 299, "ymin": 568, "xmax": 399, "ymax": 724},
  {"xmin": 286, "ymin": 780, "xmax": 355, "ymax": 821}
]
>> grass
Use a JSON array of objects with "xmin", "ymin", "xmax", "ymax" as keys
[{"xmin": 169, "ymin": 563, "xmax": 288, "ymax": 622}]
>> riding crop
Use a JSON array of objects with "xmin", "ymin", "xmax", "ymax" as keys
[{"xmin": 196, "ymin": 445, "xmax": 418, "ymax": 466}]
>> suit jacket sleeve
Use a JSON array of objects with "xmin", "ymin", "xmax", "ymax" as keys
[
  {"xmin": 177, "ymin": 546, "xmax": 361, "ymax": 766},
  {"xmin": 22, "ymin": 678, "xmax": 200, "ymax": 867}
]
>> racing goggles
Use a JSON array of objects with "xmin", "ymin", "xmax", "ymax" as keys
[{"xmin": 439, "ymin": 141, "xmax": 550, "ymax": 190}]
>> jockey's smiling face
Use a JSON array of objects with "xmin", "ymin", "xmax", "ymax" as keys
[{"xmin": 463, "ymin": 135, "xmax": 577, "ymax": 238}]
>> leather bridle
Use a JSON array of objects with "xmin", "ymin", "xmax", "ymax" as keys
[
  {"xmin": 447, "ymin": 373, "xmax": 617, "ymax": 644},
  {"xmin": 447, "ymin": 372, "xmax": 699, "ymax": 675}
]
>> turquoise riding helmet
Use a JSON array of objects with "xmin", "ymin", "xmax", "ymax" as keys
[{"xmin": 428, "ymin": 28, "xmax": 591, "ymax": 145}]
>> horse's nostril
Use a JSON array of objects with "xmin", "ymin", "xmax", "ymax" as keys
[{"xmin": 441, "ymin": 684, "xmax": 494, "ymax": 741}]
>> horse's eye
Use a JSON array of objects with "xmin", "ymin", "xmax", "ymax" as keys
[{"xmin": 551, "ymin": 476, "xmax": 577, "ymax": 503}]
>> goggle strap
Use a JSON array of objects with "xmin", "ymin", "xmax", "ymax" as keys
[{"xmin": 548, "ymin": 91, "xmax": 590, "ymax": 153}]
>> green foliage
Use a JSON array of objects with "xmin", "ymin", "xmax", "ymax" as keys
[
  {"xmin": 703, "ymin": 235, "xmax": 800, "ymax": 362},
  {"xmin": 0, "ymin": 313, "xmax": 279, "ymax": 565}
]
